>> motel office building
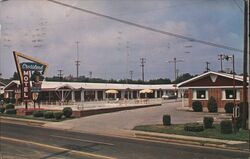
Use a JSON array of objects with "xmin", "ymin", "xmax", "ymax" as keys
[
  {"xmin": 178, "ymin": 71, "xmax": 249, "ymax": 112},
  {"xmin": 4, "ymin": 80, "xmax": 177, "ymax": 104}
]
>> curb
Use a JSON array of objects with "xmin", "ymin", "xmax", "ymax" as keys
[
  {"xmin": 133, "ymin": 130, "xmax": 250, "ymax": 153},
  {"xmin": 0, "ymin": 116, "xmax": 48, "ymax": 126}
]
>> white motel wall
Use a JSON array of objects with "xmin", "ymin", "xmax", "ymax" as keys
[{"xmin": 3, "ymin": 80, "xmax": 179, "ymax": 104}]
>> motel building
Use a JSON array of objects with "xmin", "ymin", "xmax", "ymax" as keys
[
  {"xmin": 4, "ymin": 80, "xmax": 177, "ymax": 105},
  {"xmin": 178, "ymin": 71, "xmax": 249, "ymax": 112}
]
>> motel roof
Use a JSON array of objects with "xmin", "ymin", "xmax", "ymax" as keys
[
  {"xmin": 4, "ymin": 80, "xmax": 176, "ymax": 91},
  {"xmin": 178, "ymin": 71, "xmax": 249, "ymax": 88},
  {"xmin": 0, "ymin": 81, "xmax": 5, "ymax": 87}
]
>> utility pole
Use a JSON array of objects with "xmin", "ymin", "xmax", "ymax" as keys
[
  {"xmin": 205, "ymin": 61, "xmax": 210, "ymax": 72},
  {"xmin": 129, "ymin": 70, "xmax": 133, "ymax": 80},
  {"xmin": 89, "ymin": 71, "xmax": 92, "ymax": 78},
  {"xmin": 126, "ymin": 41, "xmax": 129, "ymax": 84},
  {"xmin": 140, "ymin": 58, "xmax": 146, "ymax": 82},
  {"xmin": 58, "ymin": 69, "xmax": 63, "ymax": 81},
  {"xmin": 242, "ymin": 0, "xmax": 249, "ymax": 130},
  {"xmin": 218, "ymin": 54, "xmax": 224, "ymax": 72},
  {"xmin": 75, "ymin": 41, "xmax": 80, "ymax": 80},
  {"xmin": 168, "ymin": 57, "xmax": 183, "ymax": 81}
]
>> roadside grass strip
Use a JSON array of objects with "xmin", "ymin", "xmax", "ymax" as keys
[{"xmin": 133, "ymin": 124, "xmax": 248, "ymax": 141}]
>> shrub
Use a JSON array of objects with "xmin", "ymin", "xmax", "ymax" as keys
[
  {"xmin": 207, "ymin": 96, "xmax": 217, "ymax": 112},
  {"xmin": 5, "ymin": 103, "xmax": 15, "ymax": 109},
  {"xmin": 5, "ymin": 109, "xmax": 16, "ymax": 115},
  {"xmin": 0, "ymin": 107, "xmax": 5, "ymax": 113},
  {"xmin": 163, "ymin": 115, "xmax": 171, "ymax": 126},
  {"xmin": 192, "ymin": 101, "xmax": 203, "ymax": 112},
  {"xmin": 63, "ymin": 107, "xmax": 73, "ymax": 118},
  {"xmin": 54, "ymin": 112, "xmax": 63, "ymax": 120},
  {"xmin": 220, "ymin": 120, "xmax": 232, "ymax": 134},
  {"xmin": 33, "ymin": 110, "xmax": 44, "ymax": 117},
  {"xmin": 44, "ymin": 111, "xmax": 54, "ymax": 119},
  {"xmin": 224, "ymin": 102, "xmax": 234, "ymax": 113},
  {"xmin": 203, "ymin": 117, "xmax": 214, "ymax": 129},
  {"xmin": 184, "ymin": 123, "xmax": 204, "ymax": 132}
]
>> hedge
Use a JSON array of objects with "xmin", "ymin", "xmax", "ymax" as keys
[
  {"xmin": 207, "ymin": 96, "xmax": 217, "ymax": 112},
  {"xmin": 163, "ymin": 115, "xmax": 171, "ymax": 126},
  {"xmin": 5, "ymin": 109, "xmax": 16, "ymax": 115},
  {"xmin": 224, "ymin": 102, "xmax": 234, "ymax": 113},
  {"xmin": 203, "ymin": 117, "xmax": 214, "ymax": 129},
  {"xmin": 63, "ymin": 107, "xmax": 73, "ymax": 118},
  {"xmin": 192, "ymin": 101, "xmax": 203, "ymax": 112},
  {"xmin": 184, "ymin": 123, "xmax": 204, "ymax": 132},
  {"xmin": 220, "ymin": 120, "xmax": 232, "ymax": 134}
]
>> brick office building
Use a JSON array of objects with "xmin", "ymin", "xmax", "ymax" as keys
[{"xmin": 178, "ymin": 71, "xmax": 249, "ymax": 112}]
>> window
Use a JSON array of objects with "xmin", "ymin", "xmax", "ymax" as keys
[
  {"xmin": 193, "ymin": 89, "xmax": 208, "ymax": 100},
  {"xmin": 222, "ymin": 89, "xmax": 240, "ymax": 100},
  {"xmin": 196, "ymin": 90, "xmax": 206, "ymax": 99},
  {"xmin": 225, "ymin": 89, "xmax": 236, "ymax": 99}
]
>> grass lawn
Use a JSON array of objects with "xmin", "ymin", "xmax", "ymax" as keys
[
  {"xmin": 0, "ymin": 113, "xmax": 74, "ymax": 122},
  {"xmin": 133, "ymin": 124, "xmax": 249, "ymax": 141}
]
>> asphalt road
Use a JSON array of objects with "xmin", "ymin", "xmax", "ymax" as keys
[{"xmin": 0, "ymin": 122, "xmax": 249, "ymax": 159}]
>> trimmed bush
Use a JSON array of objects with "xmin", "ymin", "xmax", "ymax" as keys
[
  {"xmin": 0, "ymin": 107, "xmax": 5, "ymax": 113},
  {"xmin": 192, "ymin": 101, "xmax": 203, "ymax": 112},
  {"xmin": 44, "ymin": 111, "xmax": 54, "ymax": 119},
  {"xmin": 203, "ymin": 117, "xmax": 214, "ymax": 129},
  {"xmin": 220, "ymin": 120, "xmax": 233, "ymax": 134},
  {"xmin": 54, "ymin": 112, "xmax": 63, "ymax": 120},
  {"xmin": 224, "ymin": 102, "xmax": 234, "ymax": 113},
  {"xmin": 5, "ymin": 109, "xmax": 16, "ymax": 115},
  {"xmin": 5, "ymin": 103, "xmax": 15, "ymax": 110},
  {"xmin": 163, "ymin": 115, "xmax": 171, "ymax": 126},
  {"xmin": 207, "ymin": 96, "xmax": 217, "ymax": 112},
  {"xmin": 63, "ymin": 107, "xmax": 73, "ymax": 118},
  {"xmin": 184, "ymin": 123, "xmax": 204, "ymax": 132},
  {"xmin": 33, "ymin": 110, "xmax": 44, "ymax": 117}
]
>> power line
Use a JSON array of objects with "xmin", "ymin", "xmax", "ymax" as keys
[
  {"xmin": 233, "ymin": 0, "xmax": 243, "ymax": 13},
  {"xmin": 48, "ymin": 0, "xmax": 243, "ymax": 52}
]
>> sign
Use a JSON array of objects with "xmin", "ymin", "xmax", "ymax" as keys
[
  {"xmin": 233, "ymin": 105, "xmax": 240, "ymax": 118},
  {"xmin": 20, "ymin": 62, "xmax": 44, "ymax": 71},
  {"xmin": 22, "ymin": 70, "xmax": 31, "ymax": 101}
]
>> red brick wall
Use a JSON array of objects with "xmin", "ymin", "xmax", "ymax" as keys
[{"xmin": 188, "ymin": 88, "xmax": 244, "ymax": 111}]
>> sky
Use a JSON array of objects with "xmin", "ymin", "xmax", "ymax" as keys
[{"xmin": 0, "ymin": 0, "xmax": 244, "ymax": 81}]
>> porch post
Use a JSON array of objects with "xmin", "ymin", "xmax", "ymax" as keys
[
  {"xmin": 95, "ymin": 90, "xmax": 98, "ymax": 101},
  {"xmin": 71, "ymin": 90, "xmax": 75, "ymax": 102},
  {"xmin": 81, "ymin": 90, "xmax": 85, "ymax": 102}
]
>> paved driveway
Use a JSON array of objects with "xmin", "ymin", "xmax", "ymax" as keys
[{"xmin": 45, "ymin": 100, "xmax": 210, "ymax": 135}]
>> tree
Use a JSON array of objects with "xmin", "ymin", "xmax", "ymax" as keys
[
  {"xmin": 173, "ymin": 73, "xmax": 194, "ymax": 84},
  {"xmin": 12, "ymin": 72, "xmax": 19, "ymax": 80}
]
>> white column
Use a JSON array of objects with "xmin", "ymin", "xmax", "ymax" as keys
[
  {"xmin": 154, "ymin": 90, "xmax": 157, "ymax": 98},
  {"xmin": 137, "ymin": 91, "xmax": 139, "ymax": 99},
  {"xmin": 130, "ymin": 91, "xmax": 133, "ymax": 99},
  {"xmin": 163, "ymin": 90, "xmax": 167, "ymax": 95},
  {"xmin": 71, "ymin": 91, "xmax": 75, "ymax": 102},
  {"xmin": 61, "ymin": 90, "xmax": 64, "ymax": 102},
  {"xmin": 81, "ymin": 90, "xmax": 85, "ymax": 102},
  {"xmin": 127, "ymin": 91, "xmax": 130, "ymax": 99},
  {"xmin": 95, "ymin": 90, "xmax": 98, "ymax": 100},
  {"xmin": 114, "ymin": 93, "xmax": 117, "ymax": 99},
  {"xmin": 121, "ymin": 91, "xmax": 125, "ymax": 99},
  {"xmin": 103, "ymin": 91, "xmax": 106, "ymax": 100}
]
